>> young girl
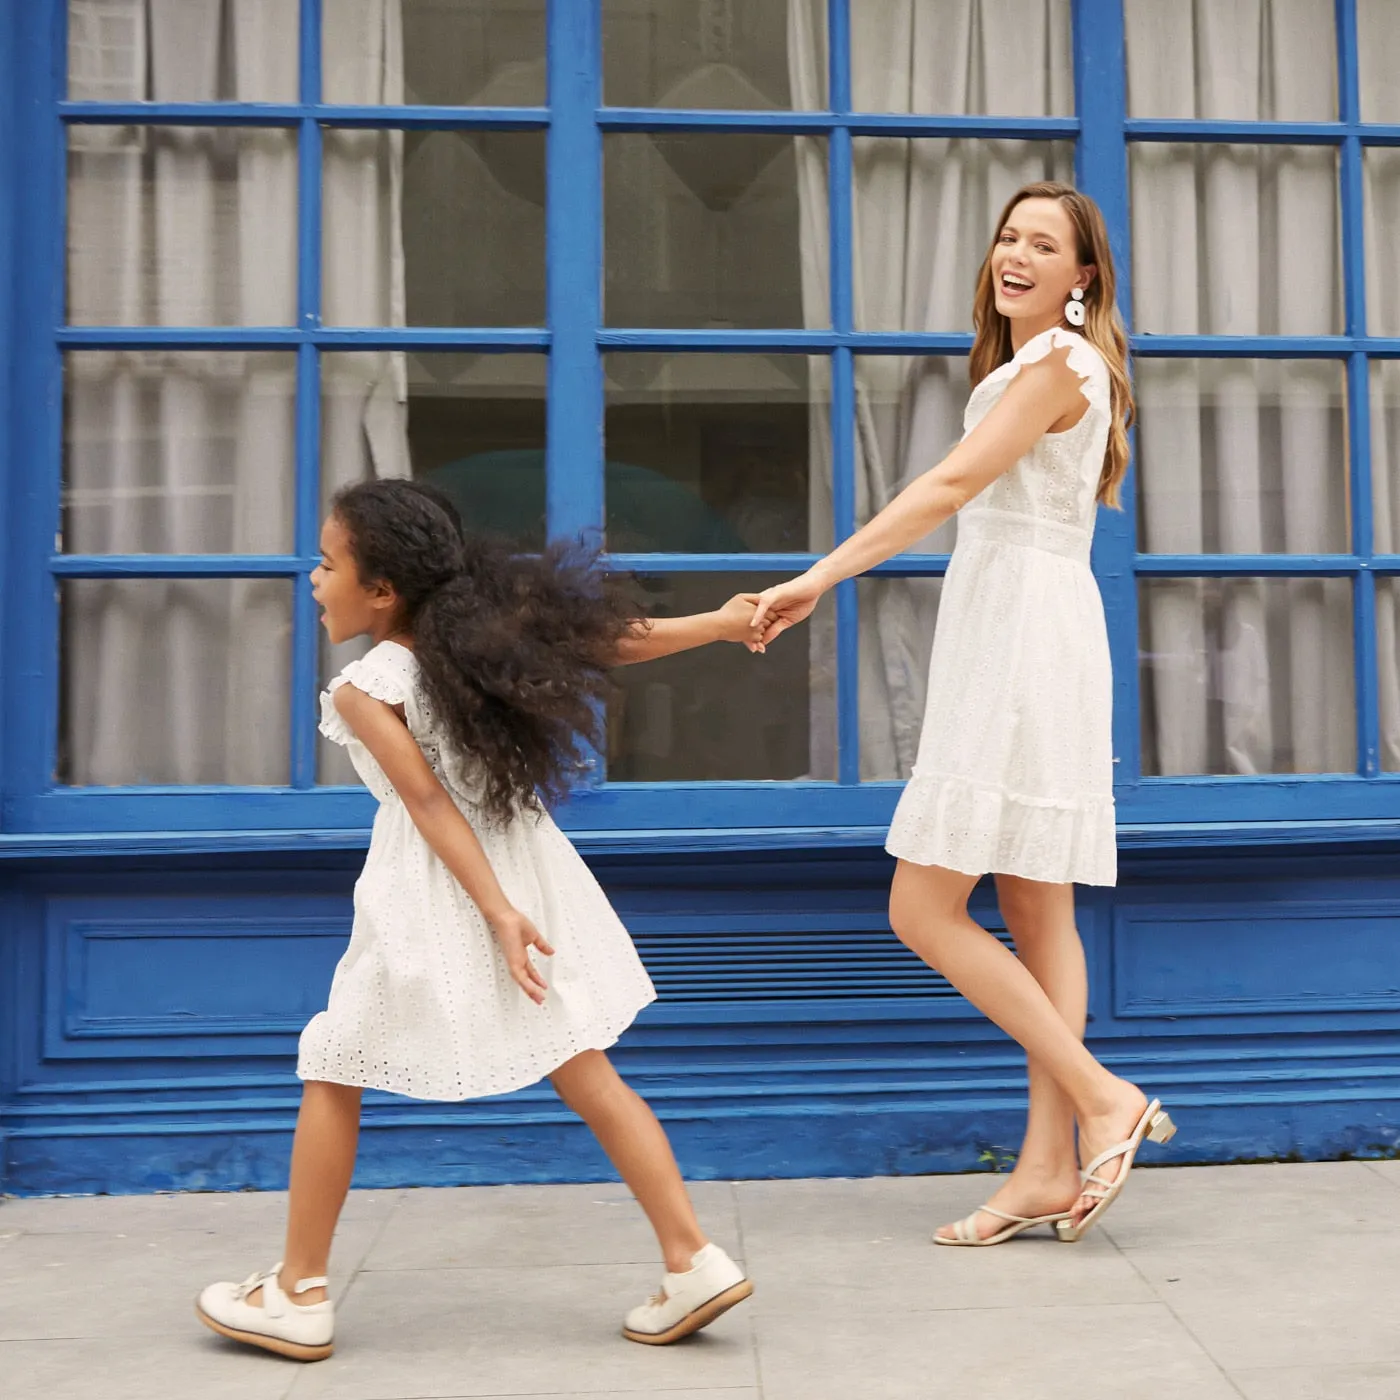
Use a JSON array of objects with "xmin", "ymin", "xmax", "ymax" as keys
[
  {"xmin": 197, "ymin": 480, "xmax": 758, "ymax": 1359},
  {"xmin": 751, "ymin": 182, "xmax": 1174, "ymax": 1246}
]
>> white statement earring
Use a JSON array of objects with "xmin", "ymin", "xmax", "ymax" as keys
[{"xmin": 1065, "ymin": 287, "xmax": 1086, "ymax": 327}]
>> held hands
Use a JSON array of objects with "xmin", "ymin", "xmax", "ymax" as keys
[
  {"xmin": 749, "ymin": 571, "xmax": 827, "ymax": 645},
  {"xmin": 487, "ymin": 906, "xmax": 555, "ymax": 1005},
  {"xmin": 713, "ymin": 593, "xmax": 769, "ymax": 653}
]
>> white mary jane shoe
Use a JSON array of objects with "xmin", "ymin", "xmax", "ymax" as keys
[
  {"xmin": 196, "ymin": 1262, "xmax": 335, "ymax": 1361},
  {"xmin": 622, "ymin": 1242, "xmax": 753, "ymax": 1345}
]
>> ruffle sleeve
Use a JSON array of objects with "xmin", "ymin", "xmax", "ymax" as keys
[{"xmin": 318, "ymin": 642, "xmax": 419, "ymax": 748}]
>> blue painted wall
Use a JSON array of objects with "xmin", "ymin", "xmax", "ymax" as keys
[{"xmin": 4, "ymin": 841, "xmax": 1399, "ymax": 1196}]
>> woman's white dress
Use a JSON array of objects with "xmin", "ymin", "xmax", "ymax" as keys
[
  {"xmin": 885, "ymin": 327, "xmax": 1117, "ymax": 887},
  {"xmin": 299, "ymin": 641, "xmax": 656, "ymax": 1101}
]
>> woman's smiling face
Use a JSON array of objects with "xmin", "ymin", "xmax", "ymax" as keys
[{"xmin": 990, "ymin": 196, "xmax": 1093, "ymax": 327}]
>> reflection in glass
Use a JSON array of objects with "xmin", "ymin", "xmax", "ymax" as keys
[
  {"xmin": 609, "ymin": 575, "xmax": 835, "ymax": 782},
  {"xmin": 1131, "ymin": 145, "xmax": 1341, "ymax": 336},
  {"xmin": 60, "ymin": 578, "xmax": 292, "ymax": 785},
  {"xmin": 63, "ymin": 351, "xmax": 296, "ymax": 555},
  {"xmin": 1365, "ymin": 150, "xmax": 1400, "ymax": 337},
  {"xmin": 325, "ymin": 0, "xmax": 545, "ymax": 106},
  {"xmin": 603, "ymin": 0, "xmax": 823, "ymax": 109},
  {"xmin": 1139, "ymin": 577, "xmax": 1354, "ymax": 776},
  {"xmin": 850, "ymin": 0, "xmax": 1071, "ymax": 116},
  {"xmin": 603, "ymin": 355, "xmax": 826, "ymax": 553},
  {"xmin": 604, "ymin": 134, "xmax": 816, "ymax": 328},
  {"xmin": 68, "ymin": 127, "xmax": 297, "ymax": 327},
  {"xmin": 1135, "ymin": 359, "xmax": 1348, "ymax": 557},
  {"xmin": 858, "ymin": 577, "xmax": 943, "ymax": 782},
  {"xmin": 852, "ymin": 140, "xmax": 1074, "ymax": 332},
  {"xmin": 1125, "ymin": 0, "xmax": 1336, "ymax": 120}
]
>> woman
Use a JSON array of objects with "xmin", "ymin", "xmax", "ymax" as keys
[{"xmin": 751, "ymin": 182, "xmax": 1174, "ymax": 1245}]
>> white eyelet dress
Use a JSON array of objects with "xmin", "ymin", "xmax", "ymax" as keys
[
  {"xmin": 298, "ymin": 641, "xmax": 657, "ymax": 1100},
  {"xmin": 884, "ymin": 327, "xmax": 1117, "ymax": 887}
]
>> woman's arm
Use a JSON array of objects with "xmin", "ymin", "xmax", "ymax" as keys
[
  {"xmin": 333, "ymin": 684, "xmax": 553, "ymax": 1003},
  {"xmin": 612, "ymin": 593, "xmax": 766, "ymax": 664},
  {"xmin": 751, "ymin": 346, "xmax": 1089, "ymax": 639}
]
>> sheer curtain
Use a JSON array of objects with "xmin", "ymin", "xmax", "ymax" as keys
[
  {"xmin": 1126, "ymin": 0, "xmax": 1355, "ymax": 775},
  {"xmin": 789, "ymin": 0, "xmax": 1072, "ymax": 779},
  {"xmin": 63, "ymin": 0, "xmax": 407, "ymax": 786}
]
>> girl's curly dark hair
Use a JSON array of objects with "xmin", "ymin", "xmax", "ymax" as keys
[{"xmin": 332, "ymin": 478, "xmax": 637, "ymax": 823}]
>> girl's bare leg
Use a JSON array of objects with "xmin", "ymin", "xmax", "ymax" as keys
[
  {"xmin": 934, "ymin": 875, "xmax": 1086, "ymax": 1239},
  {"xmin": 889, "ymin": 861, "xmax": 1146, "ymax": 1221},
  {"xmin": 551, "ymin": 1050, "xmax": 707, "ymax": 1273}
]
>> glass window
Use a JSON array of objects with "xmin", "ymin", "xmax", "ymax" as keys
[
  {"xmin": 1381, "ymin": 578, "xmax": 1400, "ymax": 773},
  {"xmin": 67, "ymin": 127, "xmax": 298, "ymax": 327},
  {"xmin": 1358, "ymin": 0, "xmax": 1400, "ymax": 123},
  {"xmin": 1365, "ymin": 149, "xmax": 1400, "ymax": 338},
  {"xmin": 850, "ymin": 0, "xmax": 1072, "ymax": 116},
  {"xmin": 1124, "ymin": 0, "xmax": 1337, "ymax": 120},
  {"xmin": 1373, "ymin": 361, "xmax": 1400, "ymax": 556},
  {"xmin": 602, "ymin": 0, "xmax": 823, "ymax": 110},
  {"xmin": 853, "ymin": 140, "xmax": 1075, "ymax": 333},
  {"xmin": 604, "ymin": 133, "xmax": 818, "ymax": 328},
  {"xmin": 858, "ymin": 576, "xmax": 943, "ymax": 782},
  {"xmin": 603, "ymin": 353, "xmax": 826, "ymax": 553},
  {"xmin": 1138, "ymin": 577, "xmax": 1355, "ymax": 777},
  {"xmin": 60, "ymin": 578, "xmax": 293, "ymax": 786},
  {"xmin": 63, "ymin": 351, "xmax": 297, "ymax": 556},
  {"xmin": 1130, "ymin": 145, "xmax": 1341, "ymax": 337},
  {"xmin": 1135, "ymin": 359, "xmax": 1349, "ymax": 556},
  {"xmin": 608, "ymin": 573, "xmax": 835, "ymax": 782}
]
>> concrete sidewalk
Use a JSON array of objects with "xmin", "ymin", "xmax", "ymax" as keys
[{"xmin": 2, "ymin": 1161, "xmax": 1397, "ymax": 1400}]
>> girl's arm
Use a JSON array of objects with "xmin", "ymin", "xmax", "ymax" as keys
[
  {"xmin": 613, "ymin": 593, "xmax": 766, "ymax": 664},
  {"xmin": 333, "ymin": 684, "xmax": 552, "ymax": 1004},
  {"xmin": 750, "ymin": 346, "xmax": 1089, "ymax": 640}
]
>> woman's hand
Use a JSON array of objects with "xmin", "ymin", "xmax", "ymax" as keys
[
  {"xmin": 712, "ymin": 593, "xmax": 767, "ymax": 652},
  {"xmin": 750, "ymin": 571, "xmax": 827, "ymax": 644},
  {"xmin": 487, "ymin": 907, "xmax": 555, "ymax": 1005}
]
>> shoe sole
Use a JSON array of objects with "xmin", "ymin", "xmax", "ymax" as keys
[
  {"xmin": 195, "ymin": 1302, "xmax": 334, "ymax": 1362},
  {"xmin": 622, "ymin": 1279, "xmax": 754, "ymax": 1346}
]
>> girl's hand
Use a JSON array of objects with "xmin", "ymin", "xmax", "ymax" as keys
[
  {"xmin": 713, "ymin": 593, "xmax": 767, "ymax": 653},
  {"xmin": 487, "ymin": 907, "xmax": 555, "ymax": 1005},
  {"xmin": 750, "ymin": 572, "xmax": 827, "ymax": 643}
]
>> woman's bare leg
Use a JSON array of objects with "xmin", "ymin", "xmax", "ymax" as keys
[{"xmin": 551, "ymin": 1050, "xmax": 707, "ymax": 1273}]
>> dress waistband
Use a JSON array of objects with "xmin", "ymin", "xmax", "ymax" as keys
[{"xmin": 957, "ymin": 509, "xmax": 1092, "ymax": 564}]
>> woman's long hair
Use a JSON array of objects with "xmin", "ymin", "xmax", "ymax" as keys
[
  {"xmin": 332, "ymin": 479, "xmax": 637, "ymax": 823},
  {"xmin": 968, "ymin": 181, "xmax": 1135, "ymax": 508}
]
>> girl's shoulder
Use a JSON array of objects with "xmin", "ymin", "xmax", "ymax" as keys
[{"xmin": 327, "ymin": 640, "xmax": 420, "ymax": 707}]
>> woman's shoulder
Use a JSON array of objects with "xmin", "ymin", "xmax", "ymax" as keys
[{"xmin": 1010, "ymin": 327, "xmax": 1108, "ymax": 381}]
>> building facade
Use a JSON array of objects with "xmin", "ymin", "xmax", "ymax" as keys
[{"xmin": 3, "ymin": 0, "xmax": 1400, "ymax": 1194}]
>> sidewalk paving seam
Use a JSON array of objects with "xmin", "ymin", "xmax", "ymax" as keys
[{"xmin": 730, "ymin": 1179, "xmax": 764, "ymax": 1400}]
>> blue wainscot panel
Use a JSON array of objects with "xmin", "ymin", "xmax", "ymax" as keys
[{"xmin": 3, "ymin": 848, "xmax": 1400, "ymax": 1194}]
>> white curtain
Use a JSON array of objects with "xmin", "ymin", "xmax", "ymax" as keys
[
  {"xmin": 789, "ymin": 0, "xmax": 1073, "ymax": 779},
  {"xmin": 1126, "ymin": 0, "xmax": 1359, "ymax": 775},
  {"xmin": 63, "ymin": 0, "xmax": 407, "ymax": 786}
]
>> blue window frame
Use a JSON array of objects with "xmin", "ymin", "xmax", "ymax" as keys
[{"xmin": 5, "ymin": 0, "xmax": 1399, "ymax": 842}]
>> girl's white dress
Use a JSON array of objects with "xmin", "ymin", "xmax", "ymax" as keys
[
  {"xmin": 298, "ymin": 641, "xmax": 656, "ymax": 1101},
  {"xmin": 885, "ymin": 327, "xmax": 1117, "ymax": 887}
]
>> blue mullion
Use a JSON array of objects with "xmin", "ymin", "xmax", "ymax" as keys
[
  {"xmin": 1126, "ymin": 118, "xmax": 1349, "ymax": 144},
  {"xmin": 1134, "ymin": 555, "xmax": 1364, "ymax": 577},
  {"xmin": 314, "ymin": 105, "xmax": 547, "ymax": 130},
  {"xmin": 596, "ymin": 109, "xmax": 1076, "ymax": 140},
  {"xmin": 598, "ymin": 329, "xmax": 969, "ymax": 352},
  {"xmin": 58, "ymin": 102, "xmax": 550, "ymax": 131},
  {"xmin": 55, "ymin": 326, "xmax": 550, "ymax": 349},
  {"xmin": 1074, "ymin": 0, "xmax": 1139, "ymax": 789},
  {"xmin": 51, "ymin": 556, "xmax": 312, "ymax": 578},
  {"xmin": 828, "ymin": 0, "xmax": 859, "ymax": 786},
  {"xmin": 605, "ymin": 553, "xmax": 950, "ymax": 576}
]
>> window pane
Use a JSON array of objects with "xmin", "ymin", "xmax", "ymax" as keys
[
  {"xmin": 858, "ymin": 576, "xmax": 942, "ymax": 782},
  {"xmin": 852, "ymin": 139, "xmax": 1074, "ymax": 332},
  {"xmin": 321, "ymin": 352, "xmax": 546, "ymax": 546},
  {"xmin": 1125, "ymin": 0, "xmax": 1336, "ymax": 120},
  {"xmin": 323, "ymin": 129, "xmax": 546, "ymax": 327},
  {"xmin": 603, "ymin": 0, "xmax": 825, "ymax": 110},
  {"xmin": 603, "ymin": 354, "xmax": 828, "ymax": 553},
  {"xmin": 1373, "ymin": 361, "xmax": 1400, "ymax": 555},
  {"xmin": 1135, "ymin": 360, "xmax": 1348, "ymax": 556},
  {"xmin": 69, "ymin": 0, "xmax": 298, "ymax": 102},
  {"xmin": 1381, "ymin": 579, "xmax": 1400, "ymax": 773},
  {"xmin": 851, "ymin": 0, "xmax": 1071, "ymax": 116},
  {"xmin": 60, "ymin": 577, "xmax": 292, "ymax": 785},
  {"xmin": 325, "ymin": 0, "xmax": 545, "ymax": 106},
  {"xmin": 1365, "ymin": 150, "xmax": 1400, "ymax": 337},
  {"xmin": 63, "ymin": 351, "xmax": 296, "ymax": 555},
  {"xmin": 608, "ymin": 573, "xmax": 836, "ymax": 781},
  {"xmin": 604, "ymin": 134, "xmax": 819, "ymax": 328},
  {"xmin": 1138, "ymin": 577, "xmax": 1354, "ymax": 776},
  {"xmin": 1359, "ymin": 0, "xmax": 1400, "ymax": 123},
  {"xmin": 1130, "ymin": 145, "xmax": 1341, "ymax": 336},
  {"xmin": 68, "ymin": 127, "xmax": 297, "ymax": 326}
]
